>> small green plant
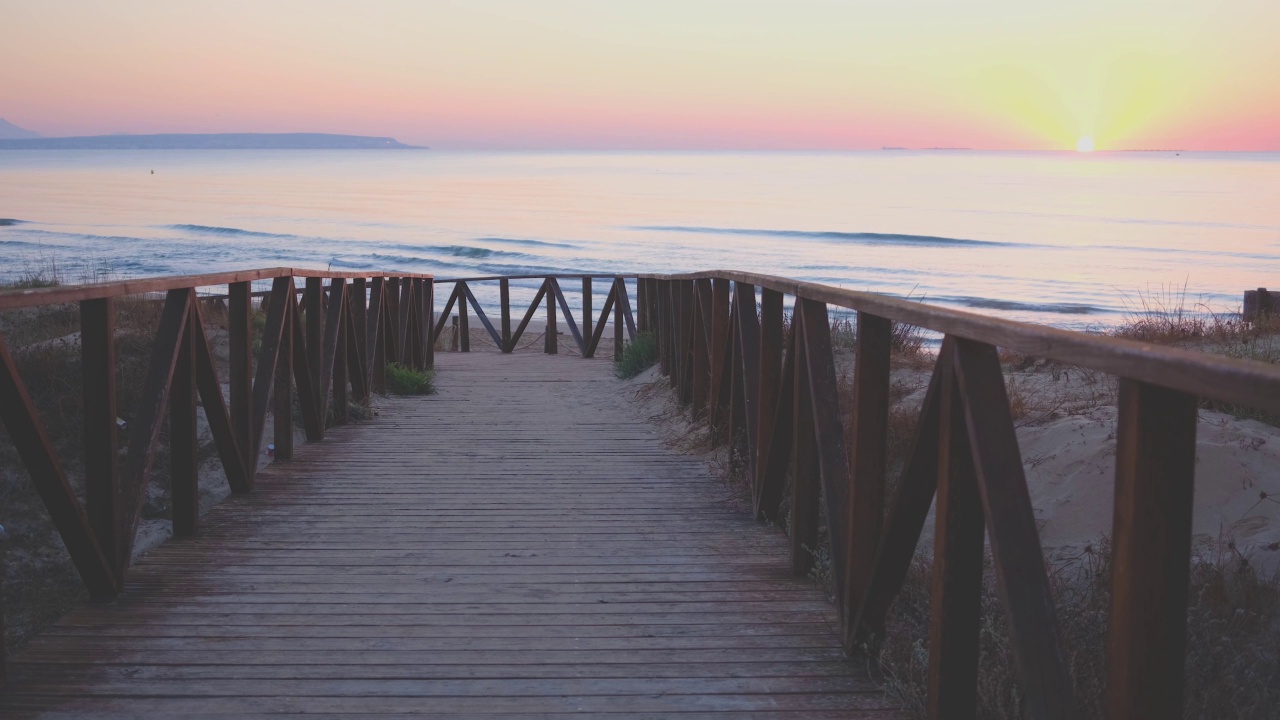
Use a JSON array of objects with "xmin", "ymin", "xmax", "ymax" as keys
[
  {"xmin": 615, "ymin": 332, "xmax": 658, "ymax": 379},
  {"xmin": 384, "ymin": 363, "xmax": 436, "ymax": 395}
]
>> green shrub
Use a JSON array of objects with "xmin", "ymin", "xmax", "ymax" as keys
[
  {"xmin": 385, "ymin": 363, "xmax": 436, "ymax": 395},
  {"xmin": 615, "ymin": 332, "xmax": 658, "ymax": 379}
]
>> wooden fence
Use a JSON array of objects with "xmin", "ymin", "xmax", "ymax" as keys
[
  {"xmin": 5, "ymin": 267, "xmax": 1280, "ymax": 719},
  {"xmin": 628, "ymin": 270, "xmax": 1280, "ymax": 720},
  {"xmin": 0, "ymin": 268, "xmax": 433, "ymax": 681}
]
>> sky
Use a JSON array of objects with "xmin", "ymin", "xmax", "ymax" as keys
[{"xmin": 2, "ymin": 0, "xmax": 1278, "ymax": 151}]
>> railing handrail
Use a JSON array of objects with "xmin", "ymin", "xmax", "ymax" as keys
[{"xmin": 0, "ymin": 267, "xmax": 434, "ymax": 311}]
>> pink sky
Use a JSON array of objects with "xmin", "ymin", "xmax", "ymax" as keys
[{"xmin": 3, "ymin": 1, "xmax": 1278, "ymax": 151}]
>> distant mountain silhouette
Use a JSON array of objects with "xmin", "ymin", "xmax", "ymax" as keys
[
  {"xmin": 0, "ymin": 132, "xmax": 423, "ymax": 149},
  {"xmin": 0, "ymin": 118, "xmax": 40, "ymax": 139}
]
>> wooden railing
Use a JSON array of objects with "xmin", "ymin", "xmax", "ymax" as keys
[
  {"xmin": 431, "ymin": 274, "xmax": 637, "ymax": 356},
  {"xmin": 626, "ymin": 270, "xmax": 1280, "ymax": 720},
  {"xmin": 0, "ymin": 268, "xmax": 433, "ymax": 679}
]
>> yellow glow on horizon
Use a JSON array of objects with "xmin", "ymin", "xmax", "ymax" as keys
[{"xmin": 1077, "ymin": 136, "xmax": 1095, "ymax": 152}]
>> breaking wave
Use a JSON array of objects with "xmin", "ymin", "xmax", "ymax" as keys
[{"xmin": 633, "ymin": 225, "xmax": 1018, "ymax": 247}]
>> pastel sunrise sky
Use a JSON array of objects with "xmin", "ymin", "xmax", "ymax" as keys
[{"xmin": 3, "ymin": 0, "xmax": 1278, "ymax": 151}]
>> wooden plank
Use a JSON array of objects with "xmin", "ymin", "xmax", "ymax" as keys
[
  {"xmin": 120, "ymin": 289, "xmax": 193, "ymax": 566},
  {"xmin": 431, "ymin": 281, "xmax": 460, "ymax": 340},
  {"xmin": 460, "ymin": 282, "xmax": 504, "ymax": 349},
  {"xmin": 690, "ymin": 282, "xmax": 710, "ymax": 414},
  {"xmin": 613, "ymin": 278, "xmax": 625, "ymax": 361},
  {"xmin": 798, "ymin": 299, "xmax": 852, "ymax": 619},
  {"xmin": 0, "ymin": 268, "xmax": 432, "ymax": 312},
  {"xmin": 1105, "ymin": 379, "xmax": 1198, "ymax": 720},
  {"xmin": 850, "ymin": 348, "xmax": 947, "ymax": 644},
  {"xmin": 0, "ymin": 352, "xmax": 898, "ymax": 718},
  {"xmin": 423, "ymin": 280, "xmax": 434, "ymax": 369},
  {"xmin": 169, "ymin": 305, "xmax": 199, "ymax": 538},
  {"xmin": 582, "ymin": 277, "xmax": 592, "ymax": 346},
  {"xmin": 80, "ymin": 297, "xmax": 122, "ymax": 580},
  {"xmin": 350, "ymin": 278, "xmax": 367, "ymax": 390},
  {"xmin": 508, "ymin": 281, "xmax": 549, "ymax": 352},
  {"xmin": 290, "ymin": 298, "xmax": 324, "ymax": 441},
  {"xmin": 227, "ymin": 282, "xmax": 254, "ymax": 484},
  {"xmin": 252, "ymin": 278, "xmax": 292, "ymax": 461},
  {"xmin": 843, "ymin": 312, "xmax": 891, "ymax": 650},
  {"xmin": 757, "ymin": 307, "xmax": 796, "ymax": 523},
  {"xmin": 734, "ymin": 284, "xmax": 762, "ymax": 480},
  {"xmin": 304, "ymin": 277, "xmax": 324, "ymax": 404},
  {"xmin": 331, "ymin": 286, "xmax": 349, "ymax": 426},
  {"xmin": 190, "ymin": 304, "xmax": 250, "ymax": 494},
  {"xmin": 0, "ymin": 334, "xmax": 118, "ymax": 599},
  {"xmin": 618, "ymin": 277, "xmax": 637, "ymax": 341},
  {"xmin": 952, "ymin": 338, "xmax": 1078, "ymax": 720},
  {"xmin": 641, "ymin": 270, "xmax": 1280, "ymax": 415},
  {"xmin": 926, "ymin": 362, "xmax": 984, "ymax": 720},
  {"xmin": 586, "ymin": 284, "xmax": 617, "ymax": 359},
  {"xmin": 708, "ymin": 278, "xmax": 731, "ymax": 417},
  {"xmin": 318, "ymin": 279, "xmax": 346, "ymax": 424},
  {"xmin": 273, "ymin": 291, "xmax": 294, "ymax": 462},
  {"xmin": 501, "ymin": 278, "xmax": 512, "ymax": 352},
  {"xmin": 370, "ymin": 279, "xmax": 387, "ymax": 394},
  {"xmin": 545, "ymin": 278, "xmax": 558, "ymax": 355},
  {"xmin": 789, "ymin": 303, "xmax": 819, "ymax": 577},
  {"xmin": 549, "ymin": 278, "xmax": 585, "ymax": 354}
]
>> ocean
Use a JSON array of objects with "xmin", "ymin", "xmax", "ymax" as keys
[{"xmin": 2, "ymin": 149, "xmax": 1277, "ymax": 330}]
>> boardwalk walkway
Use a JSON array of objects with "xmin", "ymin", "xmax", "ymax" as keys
[{"xmin": 3, "ymin": 352, "xmax": 900, "ymax": 718}]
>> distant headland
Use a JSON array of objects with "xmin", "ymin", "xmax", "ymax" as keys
[{"xmin": 0, "ymin": 132, "xmax": 424, "ymax": 150}]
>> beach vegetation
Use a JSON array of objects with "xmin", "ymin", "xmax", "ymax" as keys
[
  {"xmin": 384, "ymin": 363, "xmax": 436, "ymax": 395},
  {"xmin": 615, "ymin": 331, "xmax": 658, "ymax": 379}
]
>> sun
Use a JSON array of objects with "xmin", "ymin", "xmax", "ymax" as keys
[{"xmin": 1076, "ymin": 136, "xmax": 1095, "ymax": 153}]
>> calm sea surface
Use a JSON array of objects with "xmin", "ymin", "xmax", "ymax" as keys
[{"xmin": 2, "ymin": 150, "xmax": 1278, "ymax": 329}]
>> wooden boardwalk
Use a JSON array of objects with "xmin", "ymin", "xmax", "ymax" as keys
[{"xmin": 2, "ymin": 352, "xmax": 900, "ymax": 718}]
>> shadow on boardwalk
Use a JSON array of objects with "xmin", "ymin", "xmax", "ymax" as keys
[{"xmin": 2, "ymin": 352, "xmax": 901, "ymax": 718}]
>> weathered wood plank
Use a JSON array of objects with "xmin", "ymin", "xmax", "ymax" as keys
[{"xmin": 1, "ymin": 352, "xmax": 899, "ymax": 718}]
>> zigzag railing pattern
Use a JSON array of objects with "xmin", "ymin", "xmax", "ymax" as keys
[
  {"xmin": 0, "ymin": 269, "xmax": 433, "ymax": 647},
  {"xmin": 431, "ymin": 274, "xmax": 636, "ymax": 357},
  {"xmin": 632, "ymin": 270, "xmax": 1280, "ymax": 720}
]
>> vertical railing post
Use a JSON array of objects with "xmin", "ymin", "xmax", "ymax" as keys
[
  {"xmin": 500, "ymin": 278, "xmax": 512, "ymax": 353},
  {"xmin": 331, "ymin": 279, "xmax": 349, "ymax": 424},
  {"xmin": 424, "ymin": 280, "xmax": 435, "ymax": 368},
  {"xmin": 927, "ymin": 357, "xmax": 985, "ymax": 719},
  {"xmin": 170, "ymin": 302, "xmax": 199, "ymax": 537},
  {"xmin": 709, "ymin": 277, "xmax": 730, "ymax": 418},
  {"xmin": 545, "ymin": 278, "xmax": 558, "ymax": 354},
  {"xmin": 304, "ymin": 277, "xmax": 323, "ymax": 402},
  {"xmin": 1106, "ymin": 379, "xmax": 1197, "ymax": 719},
  {"xmin": 582, "ymin": 277, "xmax": 592, "ymax": 350},
  {"xmin": 275, "ymin": 282, "xmax": 295, "ymax": 461},
  {"xmin": 228, "ymin": 281, "xmax": 254, "ymax": 485},
  {"xmin": 614, "ymin": 278, "xmax": 625, "ymax": 361},
  {"xmin": 789, "ymin": 303, "xmax": 818, "ymax": 576},
  {"xmin": 81, "ymin": 297, "xmax": 122, "ymax": 579},
  {"xmin": 844, "ymin": 312, "xmax": 892, "ymax": 646},
  {"xmin": 369, "ymin": 278, "xmax": 386, "ymax": 394},
  {"xmin": 755, "ymin": 288, "xmax": 784, "ymax": 507},
  {"xmin": 656, "ymin": 280, "xmax": 670, "ymax": 374},
  {"xmin": 458, "ymin": 282, "xmax": 471, "ymax": 353}
]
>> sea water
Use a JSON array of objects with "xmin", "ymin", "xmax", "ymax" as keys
[{"xmin": 2, "ymin": 150, "xmax": 1277, "ymax": 330}]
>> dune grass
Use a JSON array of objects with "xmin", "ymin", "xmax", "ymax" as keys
[
  {"xmin": 615, "ymin": 331, "xmax": 658, "ymax": 379},
  {"xmin": 384, "ymin": 363, "xmax": 436, "ymax": 395}
]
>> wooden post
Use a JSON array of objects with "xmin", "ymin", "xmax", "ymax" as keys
[
  {"xmin": 582, "ymin": 277, "xmax": 592, "ymax": 348},
  {"xmin": 369, "ymin": 279, "xmax": 386, "ymax": 394},
  {"xmin": 351, "ymin": 278, "xmax": 367, "ymax": 382},
  {"xmin": 927, "ymin": 364, "xmax": 985, "ymax": 720},
  {"xmin": 1106, "ymin": 379, "xmax": 1197, "ymax": 719},
  {"xmin": 80, "ymin": 297, "xmax": 122, "ymax": 580},
  {"xmin": 274, "ymin": 293, "xmax": 294, "ymax": 461},
  {"xmin": 227, "ymin": 281, "xmax": 254, "ymax": 485},
  {"xmin": 789, "ymin": 305, "xmax": 819, "ymax": 576},
  {"xmin": 424, "ymin": 280, "xmax": 435, "ymax": 368},
  {"xmin": 844, "ymin": 312, "xmax": 892, "ymax": 647},
  {"xmin": 614, "ymin": 279, "xmax": 625, "ymax": 361},
  {"xmin": 755, "ymin": 288, "xmax": 784, "ymax": 511},
  {"xmin": 500, "ymin": 278, "xmax": 512, "ymax": 352},
  {"xmin": 545, "ymin": 279, "xmax": 558, "ymax": 354},
  {"xmin": 458, "ymin": 283, "xmax": 471, "ymax": 353},
  {"xmin": 709, "ymin": 277, "xmax": 730, "ymax": 416},
  {"xmin": 304, "ymin": 277, "xmax": 323, "ymax": 402},
  {"xmin": 332, "ymin": 282, "xmax": 349, "ymax": 424},
  {"xmin": 170, "ymin": 306, "xmax": 199, "ymax": 537}
]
